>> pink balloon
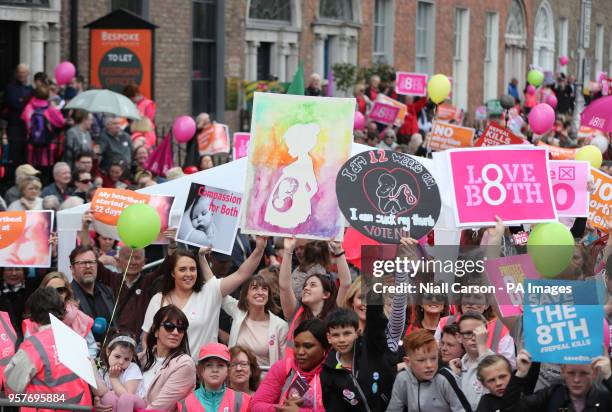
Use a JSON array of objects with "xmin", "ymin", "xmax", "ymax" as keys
[
  {"xmin": 559, "ymin": 55, "xmax": 569, "ymax": 66},
  {"xmin": 172, "ymin": 116, "xmax": 196, "ymax": 143},
  {"xmin": 354, "ymin": 111, "xmax": 366, "ymax": 130},
  {"xmin": 54, "ymin": 61, "xmax": 76, "ymax": 86},
  {"xmin": 545, "ymin": 93, "xmax": 558, "ymax": 109},
  {"xmin": 528, "ymin": 103, "xmax": 556, "ymax": 134},
  {"xmin": 526, "ymin": 85, "xmax": 536, "ymax": 95}
]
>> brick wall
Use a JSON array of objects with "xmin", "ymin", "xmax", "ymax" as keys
[{"xmin": 394, "ymin": 0, "xmax": 416, "ymax": 71}]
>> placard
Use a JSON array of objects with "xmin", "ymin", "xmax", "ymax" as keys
[
  {"xmin": 427, "ymin": 121, "xmax": 475, "ymax": 151},
  {"xmin": 524, "ymin": 279, "xmax": 604, "ymax": 364},
  {"xmin": 197, "ymin": 123, "xmax": 230, "ymax": 155},
  {"xmin": 336, "ymin": 150, "xmax": 441, "ymax": 243},
  {"xmin": 395, "ymin": 72, "xmax": 428, "ymax": 96},
  {"xmin": 447, "ymin": 147, "xmax": 557, "ymax": 226},
  {"xmin": 176, "ymin": 183, "xmax": 242, "ymax": 254},
  {"xmin": 549, "ymin": 160, "xmax": 590, "ymax": 217},
  {"xmin": 233, "ymin": 132, "xmax": 250, "ymax": 160},
  {"xmin": 475, "ymin": 106, "xmax": 488, "ymax": 121},
  {"xmin": 91, "ymin": 188, "xmax": 174, "ymax": 244},
  {"xmin": 475, "ymin": 122, "xmax": 525, "ymax": 147},
  {"xmin": 589, "ymin": 168, "xmax": 612, "ymax": 231},
  {"xmin": 368, "ymin": 102, "xmax": 400, "ymax": 126},
  {"xmin": 437, "ymin": 103, "xmax": 463, "ymax": 124},
  {"xmin": 241, "ymin": 93, "xmax": 354, "ymax": 240},
  {"xmin": 0, "ymin": 211, "xmax": 53, "ymax": 268},
  {"xmin": 536, "ymin": 141, "xmax": 577, "ymax": 160},
  {"xmin": 376, "ymin": 93, "xmax": 408, "ymax": 127},
  {"xmin": 484, "ymin": 254, "xmax": 539, "ymax": 317}
]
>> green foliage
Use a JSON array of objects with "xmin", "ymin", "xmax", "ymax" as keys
[
  {"xmin": 357, "ymin": 62, "xmax": 396, "ymax": 85},
  {"xmin": 331, "ymin": 63, "xmax": 357, "ymax": 93},
  {"xmin": 332, "ymin": 62, "xmax": 397, "ymax": 94}
]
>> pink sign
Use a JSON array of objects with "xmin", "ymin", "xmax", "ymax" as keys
[
  {"xmin": 448, "ymin": 147, "xmax": 557, "ymax": 226},
  {"xmin": 368, "ymin": 102, "xmax": 400, "ymax": 126},
  {"xmin": 395, "ymin": 72, "xmax": 428, "ymax": 96},
  {"xmin": 233, "ymin": 132, "xmax": 250, "ymax": 160},
  {"xmin": 549, "ymin": 160, "xmax": 590, "ymax": 217},
  {"xmin": 484, "ymin": 254, "xmax": 539, "ymax": 317}
]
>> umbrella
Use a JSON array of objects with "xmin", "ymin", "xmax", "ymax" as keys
[
  {"xmin": 65, "ymin": 89, "xmax": 141, "ymax": 120},
  {"xmin": 580, "ymin": 95, "xmax": 612, "ymax": 133}
]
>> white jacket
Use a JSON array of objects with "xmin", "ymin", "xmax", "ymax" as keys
[{"xmin": 222, "ymin": 295, "xmax": 288, "ymax": 367}]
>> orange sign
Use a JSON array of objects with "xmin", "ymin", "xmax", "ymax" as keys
[
  {"xmin": 90, "ymin": 29, "xmax": 153, "ymax": 98},
  {"xmin": 0, "ymin": 211, "xmax": 26, "ymax": 250},
  {"xmin": 197, "ymin": 123, "xmax": 230, "ymax": 155},
  {"xmin": 91, "ymin": 188, "xmax": 151, "ymax": 226},
  {"xmin": 536, "ymin": 141, "xmax": 577, "ymax": 160},
  {"xmin": 437, "ymin": 104, "xmax": 463, "ymax": 124},
  {"xmin": 428, "ymin": 121, "xmax": 475, "ymax": 151},
  {"xmin": 589, "ymin": 168, "xmax": 612, "ymax": 232}
]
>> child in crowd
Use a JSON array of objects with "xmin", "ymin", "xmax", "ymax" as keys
[
  {"xmin": 92, "ymin": 333, "xmax": 145, "ymax": 412},
  {"xmin": 387, "ymin": 329, "xmax": 470, "ymax": 411},
  {"xmin": 439, "ymin": 323, "xmax": 465, "ymax": 366}
]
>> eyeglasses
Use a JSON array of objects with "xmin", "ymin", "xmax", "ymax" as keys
[
  {"xmin": 161, "ymin": 321, "xmax": 187, "ymax": 333},
  {"xmin": 459, "ymin": 331, "xmax": 475, "ymax": 340},
  {"xmin": 54, "ymin": 286, "xmax": 69, "ymax": 295},
  {"xmin": 73, "ymin": 260, "xmax": 96, "ymax": 267},
  {"xmin": 230, "ymin": 361, "xmax": 250, "ymax": 370},
  {"xmin": 78, "ymin": 179, "xmax": 92, "ymax": 184}
]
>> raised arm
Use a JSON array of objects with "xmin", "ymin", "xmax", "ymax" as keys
[
  {"xmin": 330, "ymin": 241, "xmax": 351, "ymax": 306},
  {"xmin": 197, "ymin": 247, "xmax": 215, "ymax": 282},
  {"xmin": 219, "ymin": 236, "xmax": 266, "ymax": 297},
  {"xmin": 78, "ymin": 210, "xmax": 94, "ymax": 247},
  {"xmin": 279, "ymin": 238, "xmax": 298, "ymax": 320}
]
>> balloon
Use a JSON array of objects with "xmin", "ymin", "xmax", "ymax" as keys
[
  {"xmin": 172, "ymin": 115, "xmax": 196, "ymax": 143},
  {"xmin": 527, "ymin": 222, "xmax": 575, "ymax": 278},
  {"xmin": 528, "ymin": 69, "xmax": 544, "ymax": 87},
  {"xmin": 545, "ymin": 93, "xmax": 558, "ymax": 109},
  {"xmin": 354, "ymin": 111, "xmax": 366, "ymax": 130},
  {"xmin": 427, "ymin": 74, "xmax": 451, "ymax": 104},
  {"xmin": 116, "ymin": 203, "xmax": 161, "ymax": 249},
  {"xmin": 526, "ymin": 85, "xmax": 536, "ymax": 95},
  {"xmin": 500, "ymin": 94, "xmax": 515, "ymax": 110},
  {"xmin": 575, "ymin": 145, "xmax": 603, "ymax": 168},
  {"xmin": 590, "ymin": 135, "xmax": 610, "ymax": 154},
  {"xmin": 54, "ymin": 61, "xmax": 76, "ymax": 86},
  {"xmin": 559, "ymin": 55, "xmax": 569, "ymax": 66},
  {"xmin": 183, "ymin": 165, "xmax": 199, "ymax": 174},
  {"xmin": 92, "ymin": 317, "xmax": 108, "ymax": 335},
  {"xmin": 528, "ymin": 103, "xmax": 555, "ymax": 134}
]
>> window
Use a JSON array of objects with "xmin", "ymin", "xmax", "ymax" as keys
[
  {"xmin": 111, "ymin": 0, "xmax": 144, "ymax": 16},
  {"xmin": 192, "ymin": 0, "xmax": 216, "ymax": 115},
  {"xmin": 483, "ymin": 12, "xmax": 499, "ymax": 102},
  {"xmin": 533, "ymin": 1, "xmax": 555, "ymax": 71},
  {"xmin": 595, "ymin": 24, "xmax": 604, "ymax": 75},
  {"xmin": 558, "ymin": 18, "xmax": 568, "ymax": 73},
  {"xmin": 256, "ymin": 42, "xmax": 272, "ymax": 80},
  {"xmin": 373, "ymin": 0, "xmax": 393, "ymax": 64},
  {"xmin": 453, "ymin": 8, "xmax": 469, "ymax": 110},
  {"xmin": 248, "ymin": 0, "xmax": 291, "ymax": 21},
  {"xmin": 319, "ymin": 0, "xmax": 353, "ymax": 21},
  {"xmin": 416, "ymin": 1, "xmax": 434, "ymax": 75}
]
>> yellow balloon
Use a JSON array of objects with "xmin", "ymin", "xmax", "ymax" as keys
[
  {"xmin": 427, "ymin": 74, "xmax": 451, "ymax": 104},
  {"xmin": 575, "ymin": 145, "xmax": 603, "ymax": 168}
]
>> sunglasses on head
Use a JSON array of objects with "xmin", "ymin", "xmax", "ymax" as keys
[{"xmin": 161, "ymin": 321, "xmax": 187, "ymax": 333}]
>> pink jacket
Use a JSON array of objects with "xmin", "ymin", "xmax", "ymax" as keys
[
  {"xmin": 21, "ymin": 98, "xmax": 65, "ymax": 132},
  {"xmin": 138, "ymin": 353, "xmax": 196, "ymax": 412}
]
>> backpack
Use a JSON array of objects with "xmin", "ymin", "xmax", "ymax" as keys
[{"xmin": 29, "ymin": 106, "xmax": 54, "ymax": 146}]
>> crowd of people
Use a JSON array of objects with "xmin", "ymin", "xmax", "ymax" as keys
[{"xmin": 0, "ymin": 61, "xmax": 611, "ymax": 412}]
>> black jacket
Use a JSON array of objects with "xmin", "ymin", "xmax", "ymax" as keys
[
  {"xmin": 71, "ymin": 279, "xmax": 116, "ymax": 339},
  {"xmin": 476, "ymin": 362, "xmax": 540, "ymax": 412},
  {"xmin": 321, "ymin": 296, "xmax": 398, "ymax": 412}
]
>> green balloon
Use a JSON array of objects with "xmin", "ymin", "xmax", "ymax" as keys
[
  {"xmin": 117, "ymin": 203, "xmax": 161, "ymax": 249},
  {"xmin": 527, "ymin": 222, "xmax": 574, "ymax": 278},
  {"xmin": 527, "ymin": 70, "xmax": 544, "ymax": 87}
]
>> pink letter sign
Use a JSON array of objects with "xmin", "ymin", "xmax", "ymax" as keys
[
  {"xmin": 549, "ymin": 160, "xmax": 590, "ymax": 217},
  {"xmin": 368, "ymin": 102, "xmax": 400, "ymax": 126},
  {"xmin": 396, "ymin": 72, "xmax": 428, "ymax": 96},
  {"xmin": 448, "ymin": 147, "xmax": 557, "ymax": 226},
  {"xmin": 233, "ymin": 132, "xmax": 250, "ymax": 160}
]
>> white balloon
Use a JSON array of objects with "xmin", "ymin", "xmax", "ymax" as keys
[{"xmin": 590, "ymin": 135, "xmax": 610, "ymax": 153}]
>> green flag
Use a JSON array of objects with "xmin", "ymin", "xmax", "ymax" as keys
[{"xmin": 286, "ymin": 62, "xmax": 304, "ymax": 95}]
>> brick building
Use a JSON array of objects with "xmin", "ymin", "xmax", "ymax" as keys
[{"xmin": 1, "ymin": 0, "xmax": 612, "ymax": 132}]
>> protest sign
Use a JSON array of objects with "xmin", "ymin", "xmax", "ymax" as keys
[
  {"xmin": 377, "ymin": 93, "xmax": 407, "ymax": 127},
  {"xmin": 368, "ymin": 101, "xmax": 400, "ymax": 126},
  {"xmin": 91, "ymin": 188, "xmax": 174, "ymax": 243},
  {"xmin": 475, "ymin": 106, "xmax": 488, "ymax": 121},
  {"xmin": 475, "ymin": 122, "xmax": 525, "ymax": 147},
  {"xmin": 336, "ymin": 150, "xmax": 441, "ymax": 243},
  {"xmin": 427, "ymin": 121, "xmax": 475, "ymax": 151},
  {"xmin": 549, "ymin": 160, "xmax": 590, "ymax": 217},
  {"xmin": 484, "ymin": 254, "xmax": 539, "ymax": 317},
  {"xmin": 524, "ymin": 279, "xmax": 604, "ymax": 364},
  {"xmin": 241, "ymin": 93, "xmax": 354, "ymax": 240},
  {"xmin": 233, "ymin": 132, "xmax": 250, "ymax": 160},
  {"xmin": 176, "ymin": 183, "xmax": 242, "ymax": 254},
  {"xmin": 395, "ymin": 72, "xmax": 428, "ymax": 96},
  {"xmin": 536, "ymin": 141, "xmax": 577, "ymax": 160},
  {"xmin": 197, "ymin": 123, "xmax": 230, "ymax": 155},
  {"xmin": 589, "ymin": 168, "xmax": 612, "ymax": 231},
  {"xmin": 437, "ymin": 104, "xmax": 460, "ymax": 122},
  {"xmin": 447, "ymin": 147, "xmax": 557, "ymax": 226},
  {"xmin": 0, "ymin": 211, "xmax": 53, "ymax": 268}
]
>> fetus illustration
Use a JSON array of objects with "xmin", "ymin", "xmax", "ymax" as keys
[
  {"xmin": 375, "ymin": 173, "xmax": 417, "ymax": 214},
  {"xmin": 264, "ymin": 123, "xmax": 320, "ymax": 228}
]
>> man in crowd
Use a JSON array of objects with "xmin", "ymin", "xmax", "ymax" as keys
[
  {"xmin": 97, "ymin": 116, "xmax": 133, "ymax": 172},
  {"xmin": 4, "ymin": 64, "xmax": 32, "ymax": 180},
  {"xmin": 74, "ymin": 151, "xmax": 95, "ymax": 174},
  {"xmin": 42, "ymin": 162, "xmax": 73, "ymax": 204}
]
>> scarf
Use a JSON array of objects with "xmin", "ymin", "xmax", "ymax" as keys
[
  {"xmin": 1, "ymin": 282, "xmax": 25, "ymax": 294},
  {"xmin": 20, "ymin": 197, "xmax": 38, "ymax": 210}
]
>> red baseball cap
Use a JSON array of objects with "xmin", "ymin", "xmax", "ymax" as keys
[{"xmin": 197, "ymin": 342, "xmax": 230, "ymax": 363}]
